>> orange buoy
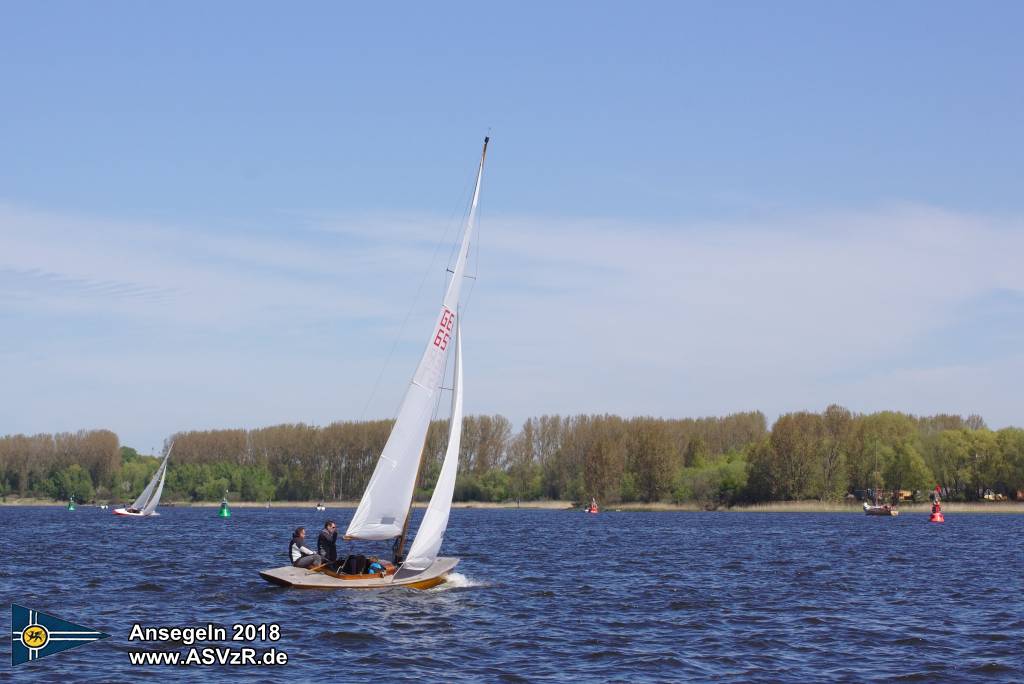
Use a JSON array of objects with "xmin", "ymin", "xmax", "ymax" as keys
[{"xmin": 929, "ymin": 484, "xmax": 944, "ymax": 523}]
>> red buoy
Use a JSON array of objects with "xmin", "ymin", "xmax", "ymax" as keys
[{"xmin": 929, "ymin": 484, "xmax": 944, "ymax": 523}]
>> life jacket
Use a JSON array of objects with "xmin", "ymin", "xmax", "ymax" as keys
[{"xmin": 289, "ymin": 537, "xmax": 308, "ymax": 564}]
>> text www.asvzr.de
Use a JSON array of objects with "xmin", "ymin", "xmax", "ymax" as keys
[{"xmin": 129, "ymin": 647, "xmax": 288, "ymax": 666}]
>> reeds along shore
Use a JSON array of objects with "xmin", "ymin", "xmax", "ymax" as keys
[
  {"xmin": 2, "ymin": 497, "xmax": 1023, "ymax": 514},
  {"xmin": 2, "ymin": 408, "xmax": 1022, "ymax": 508}
]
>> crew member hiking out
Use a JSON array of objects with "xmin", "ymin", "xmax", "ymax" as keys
[{"xmin": 289, "ymin": 526, "xmax": 322, "ymax": 569}]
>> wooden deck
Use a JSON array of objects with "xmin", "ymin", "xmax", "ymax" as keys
[{"xmin": 259, "ymin": 557, "xmax": 459, "ymax": 590}]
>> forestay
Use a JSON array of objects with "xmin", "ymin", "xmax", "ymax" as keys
[
  {"xmin": 404, "ymin": 323, "xmax": 463, "ymax": 570},
  {"xmin": 346, "ymin": 138, "xmax": 487, "ymax": 541}
]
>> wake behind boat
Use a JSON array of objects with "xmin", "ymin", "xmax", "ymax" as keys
[
  {"xmin": 260, "ymin": 136, "xmax": 488, "ymax": 590},
  {"xmin": 114, "ymin": 443, "xmax": 172, "ymax": 517}
]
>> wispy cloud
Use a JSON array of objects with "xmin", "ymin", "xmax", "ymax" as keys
[{"xmin": 1, "ymin": 202, "xmax": 1021, "ymax": 448}]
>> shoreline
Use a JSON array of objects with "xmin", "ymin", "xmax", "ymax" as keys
[{"xmin": 2, "ymin": 497, "xmax": 1022, "ymax": 513}]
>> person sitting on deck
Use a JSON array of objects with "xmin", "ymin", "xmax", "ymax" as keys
[
  {"xmin": 317, "ymin": 520, "xmax": 338, "ymax": 564},
  {"xmin": 366, "ymin": 557, "xmax": 396, "ymax": 575},
  {"xmin": 289, "ymin": 527, "xmax": 322, "ymax": 569}
]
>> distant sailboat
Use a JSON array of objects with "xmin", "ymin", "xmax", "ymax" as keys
[
  {"xmin": 260, "ymin": 136, "xmax": 488, "ymax": 589},
  {"xmin": 114, "ymin": 443, "xmax": 172, "ymax": 517}
]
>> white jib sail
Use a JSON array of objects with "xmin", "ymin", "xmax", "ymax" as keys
[
  {"xmin": 346, "ymin": 138, "xmax": 487, "ymax": 541},
  {"xmin": 129, "ymin": 462, "xmax": 160, "ymax": 511},
  {"xmin": 404, "ymin": 323, "xmax": 463, "ymax": 570},
  {"xmin": 142, "ymin": 458, "xmax": 168, "ymax": 515}
]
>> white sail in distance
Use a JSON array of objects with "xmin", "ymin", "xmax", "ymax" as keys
[
  {"xmin": 346, "ymin": 138, "xmax": 488, "ymax": 541},
  {"xmin": 142, "ymin": 458, "xmax": 169, "ymax": 515},
  {"xmin": 404, "ymin": 323, "xmax": 463, "ymax": 570},
  {"xmin": 130, "ymin": 444, "xmax": 172, "ymax": 512},
  {"xmin": 129, "ymin": 460, "xmax": 160, "ymax": 511}
]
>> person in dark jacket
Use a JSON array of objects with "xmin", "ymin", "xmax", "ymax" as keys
[
  {"xmin": 317, "ymin": 520, "xmax": 338, "ymax": 563},
  {"xmin": 289, "ymin": 527, "xmax": 322, "ymax": 569}
]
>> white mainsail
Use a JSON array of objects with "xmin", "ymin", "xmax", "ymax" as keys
[
  {"xmin": 346, "ymin": 138, "xmax": 487, "ymax": 541},
  {"xmin": 129, "ymin": 461, "xmax": 160, "ymax": 511},
  {"xmin": 130, "ymin": 445, "xmax": 171, "ymax": 513},
  {"xmin": 404, "ymin": 323, "xmax": 463, "ymax": 570},
  {"xmin": 142, "ymin": 458, "xmax": 168, "ymax": 515}
]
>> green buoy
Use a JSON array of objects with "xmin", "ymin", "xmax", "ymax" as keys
[
  {"xmin": 67, "ymin": 495, "xmax": 76, "ymax": 512},
  {"xmin": 218, "ymin": 492, "xmax": 231, "ymax": 518}
]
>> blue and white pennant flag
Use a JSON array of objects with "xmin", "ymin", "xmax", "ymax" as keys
[{"xmin": 11, "ymin": 604, "xmax": 110, "ymax": 666}]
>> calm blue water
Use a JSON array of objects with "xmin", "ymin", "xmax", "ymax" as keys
[{"xmin": 1, "ymin": 506, "xmax": 1021, "ymax": 682}]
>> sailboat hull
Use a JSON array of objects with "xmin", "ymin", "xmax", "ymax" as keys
[
  {"xmin": 258, "ymin": 557, "xmax": 459, "ymax": 590},
  {"xmin": 863, "ymin": 506, "xmax": 898, "ymax": 516},
  {"xmin": 112, "ymin": 508, "xmax": 159, "ymax": 517}
]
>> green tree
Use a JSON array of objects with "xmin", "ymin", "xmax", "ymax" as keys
[
  {"xmin": 46, "ymin": 464, "xmax": 95, "ymax": 502},
  {"xmin": 766, "ymin": 412, "xmax": 824, "ymax": 500},
  {"xmin": 996, "ymin": 428, "xmax": 1024, "ymax": 497},
  {"xmin": 630, "ymin": 419, "xmax": 675, "ymax": 502},
  {"xmin": 883, "ymin": 441, "xmax": 933, "ymax": 496},
  {"xmin": 683, "ymin": 436, "xmax": 709, "ymax": 468},
  {"xmin": 820, "ymin": 404, "xmax": 852, "ymax": 500}
]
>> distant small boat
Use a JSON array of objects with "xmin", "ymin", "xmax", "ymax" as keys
[
  {"xmin": 219, "ymin": 492, "xmax": 231, "ymax": 518},
  {"xmin": 114, "ymin": 444, "xmax": 172, "ymax": 517},
  {"xmin": 67, "ymin": 496, "xmax": 76, "ymax": 512},
  {"xmin": 315, "ymin": 502, "xmax": 326, "ymax": 512},
  {"xmin": 863, "ymin": 501, "xmax": 898, "ymax": 516},
  {"xmin": 585, "ymin": 497, "xmax": 599, "ymax": 514}
]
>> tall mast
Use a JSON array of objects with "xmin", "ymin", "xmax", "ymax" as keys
[{"xmin": 392, "ymin": 136, "xmax": 488, "ymax": 562}]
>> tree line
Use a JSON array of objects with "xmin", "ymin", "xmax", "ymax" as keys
[{"xmin": 1, "ymin": 407, "xmax": 1021, "ymax": 506}]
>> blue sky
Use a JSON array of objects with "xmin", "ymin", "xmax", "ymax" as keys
[{"xmin": 2, "ymin": 2, "xmax": 1022, "ymax": 449}]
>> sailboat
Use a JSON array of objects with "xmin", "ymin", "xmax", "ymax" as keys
[
  {"xmin": 114, "ymin": 444, "xmax": 172, "ymax": 517},
  {"xmin": 863, "ymin": 486, "xmax": 898, "ymax": 516},
  {"xmin": 259, "ymin": 136, "xmax": 488, "ymax": 590}
]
